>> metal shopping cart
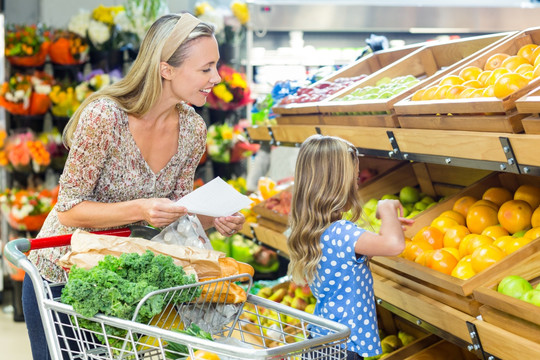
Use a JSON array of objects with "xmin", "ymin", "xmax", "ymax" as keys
[{"xmin": 5, "ymin": 229, "xmax": 350, "ymax": 360}]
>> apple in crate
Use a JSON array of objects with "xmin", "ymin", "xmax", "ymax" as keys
[{"xmin": 497, "ymin": 275, "xmax": 533, "ymax": 299}]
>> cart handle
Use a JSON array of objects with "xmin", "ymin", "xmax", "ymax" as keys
[{"xmin": 4, "ymin": 228, "xmax": 132, "ymax": 269}]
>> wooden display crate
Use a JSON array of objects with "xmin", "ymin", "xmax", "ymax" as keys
[
  {"xmin": 473, "ymin": 251, "xmax": 540, "ymax": 343},
  {"xmin": 273, "ymin": 43, "xmax": 424, "ymax": 116},
  {"xmin": 403, "ymin": 340, "xmax": 478, "ymax": 360},
  {"xmin": 312, "ymin": 32, "xmax": 510, "ymax": 128},
  {"xmin": 515, "ymin": 85, "xmax": 540, "ymax": 134},
  {"xmin": 394, "ymin": 27, "xmax": 540, "ymax": 133},
  {"xmin": 371, "ymin": 171, "xmax": 540, "ymax": 316}
]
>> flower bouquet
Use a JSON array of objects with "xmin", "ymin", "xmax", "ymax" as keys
[
  {"xmin": 206, "ymin": 64, "xmax": 252, "ymax": 111},
  {"xmin": 206, "ymin": 122, "xmax": 256, "ymax": 164},
  {"xmin": 74, "ymin": 69, "xmax": 122, "ymax": 103},
  {"xmin": 0, "ymin": 186, "xmax": 59, "ymax": 231},
  {"xmin": 0, "ymin": 71, "xmax": 53, "ymax": 116},
  {"xmin": 195, "ymin": 1, "xmax": 249, "ymax": 46},
  {"xmin": 49, "ymin": 81, "xmax": 81, "ymax": 118},
  {"xmin": 5, "ymin": 24, "xmax": 51, "ymax": 67},
  {"xmin": 48, "ymin": 29, "xmax": 89, "ymax": 65},
  {"xmin": 39, "ymin": 128, "xmax": 68, "ymax": 170},
  {"xmin": 0, "ymin": 129, "xmax": 51, "ymax": 174}
]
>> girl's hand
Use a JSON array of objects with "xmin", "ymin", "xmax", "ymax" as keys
[
  {"xmin": 214, "ymin": 212, "xmax": 246, "ymax": 236},
  {"xmin": 398, "ymin": 216, "xmax": 415, "ymax": 230},
  {"xmin": 142, "ymin": 198, "xmax": 188, "ymax": 228},
  {"xmin": 375, "ymin": 199, "xmax": 403, "ymax": 218}
]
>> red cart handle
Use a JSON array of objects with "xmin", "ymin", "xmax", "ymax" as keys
[{"xmin": 28, "ymin": 228, "xmax": 132, "ymax": 250}]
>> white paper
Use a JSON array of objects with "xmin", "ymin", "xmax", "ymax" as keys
[{"xmin": 175, "ymin": 177, "xmax": 253, "ymax": 217}]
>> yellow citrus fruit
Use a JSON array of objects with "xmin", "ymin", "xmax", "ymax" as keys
[
  {"xmin": 453, "ymin": 195, "xmax": 479, "ymax": 217},
  {"xmin": 466, "ymin": 234, "xmax": 495, "ymax": 256},
  {"xmin": 477, "ymin": 70, "xmax": 493, "ymax": 86},
  {"xmin": 524, "ymin": 226, "xmax": 540, "ymax": 240},
  {"xmin": 482, "ymin": 85, "xmax": 496, "ymax": 98},
  {"xmin": 439, "ymin": 75, "xmax": 464, "ymax": 86},
  {"xmin": 441, "ymin": 247, "xmax": 460, "ymax": 261},
  {"xmin": 451, "ymin": 256, "xmax": 476, "ymax": 280},
  {"xmin": 501, "ymin": 55, "xmax": 530, "ymax": 72},
  {"xmin": 493, "ymin": 73, "xmax": 530, "ymax": 99},
  {"xmin": 466, "ymin": 204, "xmax": 499, "ymax": 234},
  {"xmin": 411, "ymin": 89, "xmax": 426, "ymax": 101},
  {"xmin": 433, "ymin": 84, "xmax": 453, "ymax": 99},
  {"xmin": 443, "ymin": 224, "xmax": 471, "ymax": 248},
  {"xmin": 403, "ymin": 240, "xmax": 434, "ymax": 261},
  {"xmin": 498, "ymin": 199, "xmax": 532, "ymax": 234},
  {"xmin": 487, "ymin": 67, "xmax": 510, "ymax": 86},
  {"xmin": 412, "ymin": 226, "xmax": 444, "ymax": 249},
  {"xmin": 471, "ymin": 199, "xmax": 499, "ymax": 211},
  {"xmin": 431, "ymin": 216, "xmax": 459, "ymax": 234},
  {"xmin": 471, "ymin": 244, "xmax": 506, "ymax": 273},
  {"xmin": 445, "ymin": 85, "xmax": 467, "ymax": 99},
  {"xmin": 531, "ymin": 207, "xmax": 540, "ymax": 228},
  {"xmin": 484, "ymin": 53, "xmax": 510, "ymax": 71},
  {"xmin": 517, "ymin": 43, "xmax": 539, "ymax": 64},
  {"xmin": 493, "ymin": 235, "xmax": 531, "ymax": 255},
  {"xmin": 459, "ymin": 66, "xmax": 483, "ymax": 81},
  {"xmin": 459, "ymin": 234, "xmax": 476, "ymax": 258},
  {"xmin": 481, "ymin": 225, "xmax": 509, "ymax": 240},
  {"xmin": 515, "ymin": 63, "xmax": 534, "ymax": 76},
  {"xmin": 529, "ymin": 46, "xmax": 540, "ymax": 66},
  {"xmin": 482, "ymin": 187, "xmax": 513, "ymax": 206},
  {"xmin": 462, "ymin": 79, "xmax": 483, "ymax": 89},
  {"xmin": 425, "ymin": 249, "xmax": 458, "ymax": 275},
  {"xmin": 439, "ymin": 210, "xmax": 466, "ymax": 226},
  {"xmin": 514, "ymin": 184, "xmax": 540, "ymax": 209},
  {"xmin": 421, "ymin": 86, "xmax": 440, "ymax": 101}
]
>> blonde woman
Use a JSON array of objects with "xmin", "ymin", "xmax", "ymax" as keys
[
  {"xmin": 23, "ymin": 13, "xmax": 245, "ymax": 360},
  {"xmin": 288, "ymin": 135, "xmax": 412, "ymax": 360}
]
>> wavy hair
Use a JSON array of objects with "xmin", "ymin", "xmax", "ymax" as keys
[
  {"xmin": 62, "ymin": 14, "xmax": 215, "ymax": 148},
  {"xmin": 287, "ymin": 135, "xmax": 363, "ymax": 285}
]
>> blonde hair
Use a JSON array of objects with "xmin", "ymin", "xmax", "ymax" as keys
[
  {"xmin": 62, "ymin": 13, "xmax": 215, "ymax": 148},
  {"xmin": 287, "ymin": 135, "xmax": 363, "ymax": 285}
]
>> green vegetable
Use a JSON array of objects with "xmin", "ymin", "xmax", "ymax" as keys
[
  {"xmin": 230, "ymin": 234, "xmax": 258, "ymax": 263},
  {"xmin": 61, "ymin": 251, "xmax": 200, "ymax": 348},
  {"xmin": 166, "ymin": 323, "xmax": 213, "ymax": 358}
]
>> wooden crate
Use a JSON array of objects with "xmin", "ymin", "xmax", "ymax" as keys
[
  {"xmin": 273, "ymin": 43, "xmax": 424, "ymax": 116},
  {"xmin": 371, "ymin": 171, "xmax": 540, "ymax": 316},
  {"xmin": 312, "ymin": 32, "xmax": 510, "ymax": 128},
  {"xmin": 515, "ymin": 85, "xmax": 540, "ymax": 134},
  {"xmin": 394, "ymin": 27, "xmax": 540, "ymax": 133},
  {"xmin": 473, "ymin": 251, "xmax": 540, "ymax": 343},
  {"xmin": 403, "ymin": 340, "xmax": 478, "ymax": 360}
]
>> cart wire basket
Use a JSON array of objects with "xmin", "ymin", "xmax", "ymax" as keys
[{"xmin": 5, "ymin": 229, "xmax": 350, "ymax": 360}]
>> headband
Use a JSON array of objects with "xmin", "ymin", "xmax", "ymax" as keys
[{"xmin": 161, "ymin": 13, "xmax": 202, "ymax": 62}]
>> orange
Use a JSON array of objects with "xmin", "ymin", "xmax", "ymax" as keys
[
  {"xmin": 462, "ymin": 79, "xmax": 483, "ymax": 89},
  {"xmin": 431, "ymin": 216, "xmax": 459, "ymax": 234},
  {"xmin": 425, "ymin": 249, "xmax": 458, "ymax": 275},
  {"xmin": 411, "ymin": 89, "xmax": 426, "ymax": 101},
  {"xmin": 453, "ymin": 195, "xmax": 479, "ymax": 217},
  {"xmin": 258, "ymin": 177, "xmax": 277, "ymax": 200},
  {"xmin": 451, "ymin": 256, "xmax": 476, "ymax": 280},
  {"xmin": 445, "ymin": 85, "xmax": 467, "ymax": 99},
  {"xmin": 471, "ymin": 244, "xmax": 506, "ymax": 273},
  {"xmin": 533, "ymin": 64, "xmax": 540, "ymax": 79},
  {"xmin": 400, "ymin": 239, "xmax": 413, "ymax": 258},
  {"xmin": 493, "ymin": 73, "xmax": 530, "ymax": 99},
  {"xmin": 523, "ymin": 71, "xmax": 534, "ymax": 80},
  {"xmin": 524, "ymin": 226, "xmax": 540, "ymax": 240},
  {"xmin": 459, "ymin": 66, "xmax": 483, "ymax": 82},
  {"xmin": 441, "ymin": 247, "xmax": 460, "ymax": 261},
  {"xmin": 529, "ymin": 46, "xmax": 540, "ymax": 66},
  {"xmin": 477, "ymin": 70, "xmax": 493, "ymax": 86},
  {"xmin": 534, "ymin": 51, "xmax": 540, "ymax": 68},
  {"xmin": 439, "ymin": 75, "xmax": 464, "ymax": 86},
  {"xmin": 433, "ymin": 84, "xmax": 452, "ymax": 99},
  {"xmin": 415, "ymin": 249, "xmax": 434, "ymax": 266},
  {"xmin": 482, "ymin": 187, "xmax": 513, "ymax": 206},
  {"xmin": 498, "ymin": 199, "xmax": 532, "ymax": 234},
  {"xmin": 486, "ymin": 67, "xmax": 510, "ymax": 86},
  {"xmin": 493, "ymin": 235, "xmax": 531, "ymax": 255},
  {"xmin": 466, "ymin": 205, "xmax": 499, "ymax": 234},
  {"xmin": 466, "ymin": 234, "xmax": 494, "ymax": 255},
  {"xmin": 458, "ymin": 233, "xmax": 477, "ymax": 258},
  {"xmin": 439, "ymin": 210, "xmax": 466, "ymax": 226},
  {"xmin": 515, "ymin": 63, "xmax": 534, "ymax": 76},
  {"xmin": 513, "ymin": 184, "xmax": 540, "ymax": 209},
  {"xmin": 484, "ymin": 53, "xmax": 510, "ymax": 71},
  {"xmin": 457, "ymin": 88, "xmax": 478, "ymax": 99},
  {"xmin": 501, "ymin": 55, "xmax": 529, "ymax": 72},
  {"xmin": 482, "ymin": 85, "xmax": 496, "ymax": 98},
  {"xmin": 471, "ymin": 199, "xmax": 499, "ymax": 211},
  {"xmin": 481, "ymin": 225, "xmax": 509, "ymax": 240},
  {"xmin": 421, "ymin": 86, "xmax": 440, "ymax": 101},
  {"xmin": 412, "ymin": 226, "xmax": 444, "ymax": 249},
  {"xmin": 443, "ymin": 224, "xmax": 471, "ymax": 248},
  {"xmin": 531, "ymin": 207, "xmax": 540, "ymax": 228},
  {"xmin": 403, "ymin": 240, "xmax": 433, "ymax": 261},
  {"xmin": 517, "ymin": 43, "xmax": 538, "ymax": 64},
  {"xmin": 468, "ymin": 89, "xmax": 484, "ymax": 98}
]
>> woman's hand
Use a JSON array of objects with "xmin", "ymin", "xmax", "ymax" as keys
[
  {"xmin": 142, "ymin": 198, "xmax": 188, "ymax": 228},
  {"xmin": 213, "ymin": 212, "xmax": 246, "ymax": 236}
]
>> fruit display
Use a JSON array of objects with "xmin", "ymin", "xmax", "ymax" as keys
[
  {"xmin": 411, "ymin": 43, "xmax": 540, "ymax": 101},
  {"xmin": 401, "ymin": 184, "xmax": 540, "ymax": 279},
  {"xmin": 364, "ymin": 330, "xmax": 417, "ymax": 360},
  {"xmin": 497, "ymin": 275, "xmax": 540, "ymax": 306},
  {"xmin": 277, "ymin": 75, "xmax": 367, "ymax": 105},
  {"xmin": 334, "ymin": 75, "xmax": 420, "ymax": 102}
]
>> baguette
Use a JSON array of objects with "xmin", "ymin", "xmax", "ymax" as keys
[{"xmin": 217, "ymin": 257, "xmax": 255, "ymax": 282}]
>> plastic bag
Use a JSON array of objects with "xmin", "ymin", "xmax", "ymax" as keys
[{"xmin": 151, "ymin": 215, "xmax": 213, "ymax": 250}]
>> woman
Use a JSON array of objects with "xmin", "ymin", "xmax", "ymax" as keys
[{"xmin": 22, "ymin": 13, "xmax": 245, "ymax": 359}]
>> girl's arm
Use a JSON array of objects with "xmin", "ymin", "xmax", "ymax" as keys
[{"xmin": 355, "ymin": 199, "xmax": 413, "ymax": 257}]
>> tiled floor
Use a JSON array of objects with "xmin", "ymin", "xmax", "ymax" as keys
[{"xmin": 0, "ymin": 285, "xmax": 32, "ymax": 359}]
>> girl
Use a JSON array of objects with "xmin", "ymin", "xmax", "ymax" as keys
[{"xmin": 288, "ymin": 134, "xmax": 413, "ymax": 360}]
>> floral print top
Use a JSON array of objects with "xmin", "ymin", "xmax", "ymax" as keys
[{"xmin": 28, "ymin": 98, "xmax": 207, "ymax": 282}]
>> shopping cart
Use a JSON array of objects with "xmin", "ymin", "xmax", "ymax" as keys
[{"xmin": 5, "ymin": 229, "xmax": 350, "ymax": 360}]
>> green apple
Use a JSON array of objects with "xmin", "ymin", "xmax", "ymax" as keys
[
  {"xmin": 406, "ymin": 210, "xmax": 420, "ymax": 218},
  {"xmin": 399, "ymin": 186, "xmax": 421, "ymax": 204},
  {"xmin": 498, "ymin": 275, "xmax": 533, "ymax": 299},
  {"xmin": 520, "ymin": 289, "xmax": 540, "ymax": 306},
  {"xmin": 413, "ymin": 201, "xmax": 428, "ymax": 211},
  {"xmin": 381, "ymin": 194, "xmax": 399, "ymax": 200},
  {"xmin": 364, "ymin": 198, "xmax": 378, "ymax": 212},
  {"xmin": 536, "ymin": 282, "xmax": 540, "ymax": 290},
  {"xmin": 421, "ymin": 196, "xmax": 435, "ymax": 204},
  {"xmin": 376, "ymin": 77, "xmax": 392, "ymax": 87}
]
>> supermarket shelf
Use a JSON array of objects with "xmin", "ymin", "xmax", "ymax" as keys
[{"xmin": 246, "ymin": 125, "xmax": 540, "ymax": 175}]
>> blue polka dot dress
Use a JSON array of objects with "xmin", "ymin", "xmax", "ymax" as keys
[{"xmin": 308, "ymin": 220, "xmax": 382, "ymax": 358}]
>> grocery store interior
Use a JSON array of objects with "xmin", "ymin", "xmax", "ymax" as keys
[{"xmin": 3, "ymin": 0, "xmax": 540, "ymax": 359}]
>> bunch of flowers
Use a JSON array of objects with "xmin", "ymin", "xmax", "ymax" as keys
[
  {"xmin": 5, "ymin": 24, "xmax": 51, "ymax": 67},
  {"xmin": 114, "ymin": 0, "xmax": 169, "ymax": 50},
  {"xmin": 49, "ymin": 81, "xmax": 81, "ymax": 118},
  {"xmin": 206, "ymin": 64, "xmax": 252, "ymax": 111},
  {"xmin": 194, "ymin": 1, "xmax": 249, "ymax": 45},
  {"xmin": 74, "ymin": 69, "xmax": 122, "ymax": 103},
  {"xmin": 207, "ymin": 122, "xmax": 254, "ymax": 163},
  {"xmin": 48, "ymin": 29, "xmax": 89, "ymax": 65},
  {"xmin": 0, "ymin": 130, "xmax": 51, "ymax": 173},
  {"xmin": 0, "ymin": 186, "xmax": 59, "ymax": 231},
  {"xmin": 0, "ymin": 71, "xmax": 53, "ymax": 116},
  {"xmin": 68, "ymin": 5, "xmax": 134, "ymax": 52},
  {"xmin": 39, "ymin": 128, "xmax": 69, "ymax": 170}
]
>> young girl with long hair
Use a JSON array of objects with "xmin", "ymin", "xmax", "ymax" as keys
[{"xmin": 288, "ymin": 134, "xmax": 413, "ymax": 360}]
